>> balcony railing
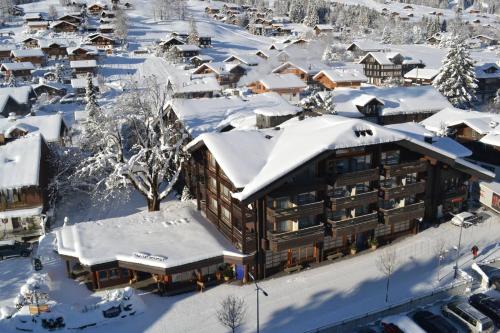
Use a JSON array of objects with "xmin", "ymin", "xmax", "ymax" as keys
[
  {"xmin": 330, "ymin": 190, "xmax": 379, "ymax": 211},
  {"xmin": 332, "ymin": 168, "xmax": 380, "ymax": 187},
  {"xmin": 379, "ymin": 201, "xmax": 425, "ymax": 225},
  {"xmin": 267, "ymin": 224, "xmax": 325, "ymax": 251},
  {"xmin": 327, "ymin": 212, "xmax": 379, "ymax": 237},
  {"xmin": 382, "ymin": 160, "xmax": 428, "ymax": 178},
  {"xmin": 0, "ymin": 201, "xmax": 38, "ymax": 211},
  {"xmin": 266, "ymin": 201, "xmax": 324, "ymax": 224},
  {"xmin": 379, "ymin": 181, "xmax": 426, "ymax": 200}
]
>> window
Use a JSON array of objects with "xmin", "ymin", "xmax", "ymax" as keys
[
  {"xmin": 350, "ymin": 155, "xmax": 371, "ymax": 171},
  {"xmin": 98, "ymin": 271, "xmax": 108, "ymax": 281},
  {"xmin": 220, "ymin": 183, "xmax": 231, "ymax": 201},
  {"xmin": 207, "ymin": 152, "xmax": 216, "ymax": 170},
  {"xmin": 221, "ymin": 206, "xmax": 231, "ymax": 223},
  {"xmin": 381, "ymin": 150, "xmax": 400, "ymax": 165},
  {"xmin": 298, "ymin": 216, "xmax": 315, "ymax": 229},
  {"xmin": 208, "ymin": 176, "xmax": 217, "ymax": 192},
  {"xmin": 108, "ymin": 268, "xmax": 120, "ymax": 279},
  {"xmin": 296, "ymin": 192, "xmax": 315, "ymax": 205},
  {"xmin": 335, "ymin": 159, "xmax": 348, "ymax": 173},
  {"xmin": 208, "ymin": 197, "xmax": 218, "ymax": 213},
  {"xmin": 393, "ymin": 221, "xmax": 410, "ymax": 233}
]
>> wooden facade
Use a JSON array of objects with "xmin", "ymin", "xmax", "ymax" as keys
[
  {"xmin": 359, "ymin": 53, "xmax": 403, "ymax": 85},
  {"xmin": 52, "ymin": 21, "xmax": 79, "ymax": 33},
  {"xmin": 189, "ymin": 140, "xmax": 484, "ymax": 279},
  {"xmin": 42, "ymin": 44, "xmax": 68, "ymax": 58},
  {"xmin": 314, "ymin": 72, "xmax": 363, "ymax": 90}
]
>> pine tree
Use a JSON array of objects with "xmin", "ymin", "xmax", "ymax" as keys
[
  {"xmin": 85, "ymin": 73, "xmax": 99, "ymax": 117},
  {"xmin": 382, "ymin": 26, "xmax": 391, "ymax": 44},
  {"xmin": 181, "ymin": 185, "xmax": 193, "ymax": 201},
  {"xmin": 433, "ymin": 35, "xmax": 477, "ymax": 108},
  {"xmin": 303, "ymin": 0, "xmax": 319, "ymax": 27},
  {"xmin": 321, "ymin": 44, "xmax": 335, "ymax": 64},
  {"xmin": 55, "ymin": 63, "xmax": 64, "ymax": 83},
  {"xmin": 320, "ymin": 91, "xmax": 336, "ymax": 114},
  {"xmin": 288, "ymin": 0, "xmax": 305, "ymax": 23},
  {"xmin": 440, "ymin": 19, "xmax": 447, "ymax": 32},
  {"xmin": 187, "ymin": 18, "xmax": 199, "ymax": 46}
]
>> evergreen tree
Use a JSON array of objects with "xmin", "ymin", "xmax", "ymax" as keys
[
  {"xmin": 440, "ymin": 19, "xmax": 447, "ymax": 32},
  {"xmin": 382, "ymin": 26, "xmax": 392, "ymax": 44},
  {"xmin": 187, "ymin": 18, "xmax": 199, "ymax": 46},
  {"xmin": 303, "ymin": 0, "xmax": 319, "ymax": 27},
  {"xmin": 85, "ymin": 73, "xmax": 99, "ymax": 117},
  {"xmin": 181, "ymin": 185, "xmax": 193, "ymax": 201},
  {"xmin": 55, "ymin": 63, "xmax": 64, "ymax": 83},
  {"xmin": 321, "ymin": 44, "xmax": 335, "ymax": 64},
  {"xmin": 288, "ymin": 0, "xmax": 305, "ymax": 23},
  {"xmin": 433, "ymin": 35, "xmax": 477, "ymax": 108},
  {"xmin": 320, "ymin": 91, "xmax": 336, "ymax": 114}
]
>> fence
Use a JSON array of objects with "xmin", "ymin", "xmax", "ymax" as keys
[{"xmin": 304, "ymin": 276, "xmax": 471, "ymax": 333}]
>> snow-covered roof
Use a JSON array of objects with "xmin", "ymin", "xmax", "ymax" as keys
[
  {"xmin": 0, "ymin": 86, "xmax": 33, "ymax": 106},
  {"xmin": 273, "ymin": 60, "xmax": 330, "ymax": 75},
  {"xmin": 24, "ymin": 13, "xmax": 43, "ymax": 20},
  {"xmin": 404, "ymin": 68, "xmax": 439, "ymax": 80},
  {"xmin": 168, "ymin": 92, "xmax": 297, "ymax": 138},
  {"xmin": 50, "ymin": 20, "xmax": 78, "ymax": 28},
  {"xmin": 258, "ymin": 73, "xmax": 307, "ymax": 90},
  {"xmin": 0, "ymin": 206, "xmax": 43, "ymax": 219},
  {"xmin": 0, "ymin": 114, "xmax": 65, "ymax": 142},
  {"xmin": 26, "ymin": 21, "xmax": 48, "ymax": 27},
  {"xmin": 347, "ymin": 40, "xmax": 388, "ymax": 52},
  {"xmin": 99, "ymin": 24, "xmax": 114, "ymax": 30},
  {"xmin": 0, "ymin": 62, "xmax": 35, "ymax": 71},
  {"xmin": 223, "ymin": 54, "xmax": 262, "ymax": 66},
  {"xmin": 313, "ymin": 68, "xmax": 368, "ymax": 83},
  {"xmin": 314, "ymin": 24, "xmax": 334, "ymax": 30},
  {"xmin": 188, "ymin": 115, "xmax": 493, "ymax": 201},
  {"xmin": 332, "ymin": 86, "xmax": 452, "ymax": 116},
  {"xmin": 386, "ymin": 122, "xmax": 472, "ymax": 158},
  {"xmin": 359, "ymin": 52, "xmax": 400, "ymax": 65},
  {"xmin": 66, "ymin": 46, "xmax": 98, "ymax": 55},
  {"xmin": 70, "ymin": 60, "xmax": 97, "ymax": 68},
  {"xmin": 174, "ymin": 44, "xmax": 200, "ymax": 52},
  {"xmin": 56, "ymin": 201, "xmax": 244, "ymax": 268},
  {"xmin": 71, "ymin": 77, "xmax": 98, "ymax": 89},
  {"xmin": 0, "ymin": 134, "xmax": 42, "ymax": 189},
  {"xmin": 191, "ymin": 54, "xmax": 213, "ymax": 62},
  {"xmin": 11, "ymin": 49, "xmax": 45, "ymax": 58},
  {"xmin": 0, "ymin": 44, "xmax": 15, "ymax": 52},
  {"xmin": 474, "ymin": 63, "xmax": 499, "ymax": 79},
  {"xmin": 194, "ymin": 62, "xmax": 244, "ymax": 75}
]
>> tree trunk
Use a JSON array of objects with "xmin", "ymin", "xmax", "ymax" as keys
[{"xmin": 147, "ymin": 195, "xmax": 160, "ymax": 211}]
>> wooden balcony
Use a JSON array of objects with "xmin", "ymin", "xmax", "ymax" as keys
[
  {"xmin": 267, "ymin": 224, "xmax": 325, "ymax": 251},
  {"xmin": 327, "ymin": 212, "xmax": 379, "ymax": 238},
  {"xmin": 332, "ymin": 168, "xmax": 380, "ymax": 187},
  {"xmin": 266, "ymin": 201, "xmax": 324, "ymax": 224},
  {"xmin": 379, "ymin": 202, "xmax": 425, "ymax": 225},
  {"xmin": 382, "ymin": 160, "xmax": 427, "ymax": 178},
  {"xmin": 379, "ymin": 181, "xmax": 426, "ymax": 200},
  {"xmin": 330, "ymin": 190, "xmax": 379, "ymax": 211}
]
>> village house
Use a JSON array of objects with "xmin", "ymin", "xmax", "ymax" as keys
[
  {"xmin": 248, "ymin": 73, "xmax": 307, "ymax": 103},
  {"xmin": 358, "ymin": 52, "xmax": 405, "ymax": 85},
  {"xmin": 11, "ymin": 49, "xmax": 46, "ymax": 67},
  {"xmin": 51, "ymin": 20, "xmax": 79, "ymax": 33},
  {"xmin": 23, "ymin": 12, "xmax": 43, "ymax": 22},
  {"xmin": 0, "ymin": 45, "xmax": 15, "ymax": 62},
  {"xmin": 223, "ymin": 54, "xmax": 262, "ymax": 67},
  {"xmin": 99, "ymin": 24, "xmax": 114, "ymax": 34},
  {"xmin": 173, "ymin": 45, "xmax": 200, "ymax": 61},
  {"xmin": 403, "ymin": 68, "xmax": 439, "ymax": 86},
  {"xmin": 185, "ymin": 115, "xmax": 493, "ymax": 279},
  {"xmin": 32, "ymin": 83, "xmax": 67, "ymax": 99},
  {"xmin": 346, "ymin": 40, "xmax": 388, "ymax": 58},
  {"xmin": 22, "ymin": 37, "xmax": 40, "ymax": 48},
  {"xmin": 313, "ymin": 24, "xmax": 335, "ymax": 36},
  {"xmin": 67, "ymin": 46, "xmax": 99, "ymax": 61},
  {"xmin": 57, "ymin": 14, "xmax": 83, "ymax": 25},
  {"xmin": 331, "ymin": 85, "xmax": 452, "ymax": 124},
  {"xmin": 198, "ymin": 36, "xmax": 212, "ymax": 48},
  {"xmin": 101, "ymin": 11, "xmax": 115, "ymax": 19},
  {"xmin": 71, "ymin": 77, "xmax": 99, "ymax": 95},
  {"xmin": 471, "ymin": 35, "xmax": 497, "ymax": 47},
  {"xmin": 40, "ymin": 41, "xmax": 68, "ymax": 58},
  {"xmin": 70, "ymin": 60, "xmax": 98, "ymax": 77},
  {"xmin": 272, "ymin": 60, "xmax": 330, "ymax": 85},
  {"xmin": 313, "ymin": 68, "xmax": 368, "ymax": 90},
  {"xmin": 0, "ymin": 113, "xmax": 69, "ymax": 146},
  {"xmin": 158, "ymin": 36, "xmax": 185, "ymax": 52},
  {"xmin": 0, "ymin": 134, "xmax": 50, "ymax": 241},
  {"xmin": 192, "ymin": 62, "xmax": 246, "ymax": 87},
  {"xmin": 88, "ymin": 34, "xmax": 115, "ymax": 47},
  {"xmin": 190, "ymin": 55, "xmax": 213, "ymax": 68},
  {"xmin": 474, "ymin": 63, "xmax": 500, "ymax": 103},
  {"xmin": 0, "ymin": 86, "xmax": 35, "ymax": 118},
  {"xmin": 88, "ymin": 3, "xmax": 107, "ymax": 15},
  {"xmin": 0, "ymin": 62, "xmax": 34, "ymax": 81},
  {"xmin": 26, "ymin": 21, "xmax": 49, "ymax": 33}
]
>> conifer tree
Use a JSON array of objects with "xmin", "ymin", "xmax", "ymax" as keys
[
  {"xmin": 187, "ymin": 18, "xmax": 199, "ymax": 46},
  {"xmin": 288, "ymin": 0, "xmax": 305, "ymax": 23},
  {"xmin": 303, "ymin": 0, "xmax": 319, "ymax": 27}
]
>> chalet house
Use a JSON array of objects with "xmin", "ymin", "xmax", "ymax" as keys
[
  {"xmin": 471, "ymin": 35, "xmax": 497, "ymax": 47},
  {"xmin": 57, "ymin": 15, "xmax": 83, "ymax": 25},
  {"xmin": 67, "ymin": 46, "xmax": 99, "ymax": 61},
  {"xmin": 99, "ymin": 24, "xmax": 114, "ymax": 34},
  {"xmin": 32, "ymin": 83, "xmax": 67, "ymax": 98},
  {"xmin": 403, "ymin": 68, "xmax": 439, "ymax": 86},
  {"xmin": 331, "ymin": 85, "xmax": 452, "ymax": 124},
  {"xmin": 248, "ymin": 73, "xmax": 307, "ymax": 103},
  {"xmin": 26, "ymin": 21, "xmax": 49, "ymax": 33},
  {"xmin": 173, "ymin": 45, "xmax": 200, "ymax": 62},
  {"xmin": 422, "ymin": 108, "xmax": 500, "ymax": 180},
  {"xmin": 71, "ymin": 77, "xmax": 99, "ymax": 95},
  {"xmin": 199, "ymin": 36, "xmax": 212, "ymax": 48},
  {"xmin": 101, "ymin": 11, "xmax": 115, "ymax": 19},
  {"xmin": 11, "ymin": 49, "xmax": 46, "ymax": 67},
  {"xmin": 23, "ymin": 12, "xmax": 43, "ymax": 22},
  {"xmin": 0, "ymin": 45, "xmax": 15, "ymax": 62},
  {"xmin": 272, "ymin": 60, "xmax": 330, "ymax": 85},
  {"xmin": 192, "ymin": 62, "xmax": 246, "ymax": 87},
  {"xmin": 70, "ymin": 60, "xmax": 98, "ymax": 77},
  {"xmin": 474, "ymin": 63, "xmax": 500, "ymax": 103},
  {"xmin": 0, "ymin": 86, "xmax": 35, "ymax": 118},
  {"xmin": 346, "ymin": 40, "xmax": 388, "ymax": 58},
  {"xmin": 40, "ymin": 41, "xmax": 68, "ymax": 58},
  {"xmin": 223, "ymin": 54, "xmax": 261, "ymax": 67},
  {"xmin": 158, "ymin": 36, "xmax": 185, "ymax": 52},
  {"xmin": 190, "ymin": 55, "xmax": 213, "ymax": 68},
  {"xmin": 358, "ymin": 52, "xmax": 405, "ymax": 85},
  {"xmin": 88, "ymin": 34, "xmax": 115, "ymax": 47},
  {"xmin": 205, "ymin": 6, "xmax": 221, "ymax": 14},
  {"xmin": 88, "ymin": 3, "xmax": 107, "ymax": 15},
  {"xmin": 0, "ymin": 134, "xmax": 50, "ymax": 241},
  {"xmin": 0, "ymin": 62, "xmax": 34, "ymax": 81},
  {"xmin": 22, "ymin": 37, "xmax": 40, "ymax": 48},
  {"xmin": 51, "ymin": 20, "xmax": 79, "ymax": 33},
  {"xmin": 0, "ymin": 113, "xmax": 69, "ymax": 145},
  {"xmin": 254, "ymin": 49, "xmax": 280, "ymax": 60},
  {"xmin": 427, "ymin": 35, "xmax": 441, "ymax": 45},
  {"xmin": 313, "ymin": 24, "xmax": 335, "ymax": 36},
  {"xmin": 186, "ymin": 115, "xmax": 492, "ymax": 279},
  {"xmin": 313, "ymin": 68, "xmax": 368, "ymax": 90}
]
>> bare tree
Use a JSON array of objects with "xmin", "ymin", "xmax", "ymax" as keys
[
  {"xmin": 376, "ymin": 247, "xmax": 398, "ymax": 303},
  {"xmin": 217, "ymin": 295, "xmax": 246, "ymax": 333},
  {"xmin": 48, "ymin": 5, "xmax": 58, "ymax": 20},
  {"xmin": 433, "ymin": 239, "xmax": 447, "ymax": 283}
]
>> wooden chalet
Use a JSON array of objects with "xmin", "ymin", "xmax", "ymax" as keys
[
  {"xmin": 57, "ymin": 15, "xmax": 82, "ymax": 25},
  {"xmin": 158, "ymin": 36, "xmax": 185, "ymax": 52},
  {"xmin": 22, "ymin": 37, "xmax": 39, "ymax": 48},
  {"xmin": 26, "ymin": 21, "xmax": 49, "ymax": 33},
  {"xmin": 23, "ymin": 12, "xmax": 43, "ymax": 22},
  {"xmin": 248, "ymin": 73, "xmax": 306, "ymax": 103},
  {"xmin": 0, "ymin": 134, "xmax": 50, "ymax": 241},
  {"xmin": 192, "ymin": 62, "xmax": 246, "ymax": 87},
  {"xmin": 99, "ymin": 24, "xmax": 114, "ymax": 34},
  {"xmin": 0, "ymin": 45, "xmax": 15, "ymax": 62},
  {"xmin": 0, "ymin": 62, "xmax": 34, "ymax": 81},
  {"xmin": 313, "ymin": 24, "xmax": 335, "ymax": 36},
  {"xmin": 358, "ymin": 52, "xmax": 404, "ymax": 85},
  {"xmin": 474, "ymin": 63, "xmax": 500, "ymax": 104},
  {"xmin": 11, "ymin": 49, "xmax": 46, "ymax": 67},
  {"xmin": 186, "ymin": 116, "xmax": 493, "ymax": 279},
  {"xmin": 403, "ymin": 68, "xmax": 439, "ymax": 86},
  {"xmin": 70, "ymin": 60, "xmax": 98, "ymax": 77},
  {"xmin": 33, "ymin": 83, "xmax": 67, "ymax": 97},
  {"xmin": 67, "ymin": 47, "xmax": 99, "ymax": 61},
  {"xmin": 51, "ymin": 20, "xmax": 79, "ymax": 33},
  {"xmin": 199, "ymin": 36, "xmax": 212, "ymax": 48},
  {"xmin": 0, "ymin": 86, "xmax": 35, "ymax": 118},
  {"xmin": 173, "ymin": 44, "xmax": 200, "ymax": 62},
  {"xmin": 313, "ymin": 69, "xmax": 368, "ymax": 90},
  {"xmin": 272, "ymin": 60, "xmax": 329, "ymax": 85},
  {"xmin": 40, "ymin": 41, "xmax": 68, "ymax": 58},
  {"xmin": 88, "ymin": 3, "xmax": 107, "ymax": 15},
  {"xmin": 88, "ymin": 34, "xmax": 115, "ymax": 47},
  {"xmin": 190, "ymin": 55, "xmax": 213, "ymax": 67}
]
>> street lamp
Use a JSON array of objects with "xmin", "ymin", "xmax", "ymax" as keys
[
  {"xmin": 248, "ymin": 272, "xmax": 268, "ymax": 333},
  {"xmin": 454, "ymin": 219, "xmax": 473, "ymax": 279}
]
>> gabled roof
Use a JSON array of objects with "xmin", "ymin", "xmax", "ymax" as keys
[
  {"xmin": 313, "ymin": 24, "xmax": 334, "ymax": 31},
  {"xmin": 0, "ymin": 114, "xmax": 66, "ymax": 142},
  {"xmin": 313, "ymin": 68, "xmax": 368, "ymax": 83},
  {"xmin": 51, "ymin": 20, "xmax": 78, "ymax": 28},
  {"xmin": 258, "ymin": 73, "xmax": 307, "ymax": 90},
  {"xmin": 223, "ymin": 54, "xmax": 262, "ymax": 66},
  {"xmin": 347, "ymin": 40, "xmax": 387, "ymax": 52},
  {"xmin": 0, "ymin": 86, "xmax": 34, "ymax": 106},
  {"xmin": 404, "ymin": 68, "xmax": 439, "ymax": 80},
  {"xmin": 474, "ymin": 63, "xmax": 499, "ymax": 79},
  {"xmin": 89, "ymin": 34, "xmax": 114, "ymax": 41},
  {"xmin": 67, "ymin": 46, "xmax": 98, "ymax": 55},
  {"xmin": 0, "ymin": 134, "xmax": 42, "ymax": 189},
  {"xmin": 193, "ymin": 62, "xmax": 245, "ymax": 75},
  {"xmin": 1, "ymin": 62, "xmax": 35, "ymax": 71},
  {"xmin": 71, "ymin": 77, "xmax": 98, "ymax": 89},
  {"xmin": 11, "ymin": 49, "xmax": 44, "ymax": 58},
  {"xmin": 174, "ymin": 44, "xmax": 200, "ymax": 52},
  {"xmin": 359, "ymin": 52, "xmax": 401, "ymax": 66},
  {"xmin": 272, "ymin": 60, "xmax": 330, "ymax": 76},
  {"xmin": 70, "ymin": 60, "xmax": 97, "ymax": 68},
  {"xmin": 159, "ymin": 36, "xmax": 185, "ymax": 46}
]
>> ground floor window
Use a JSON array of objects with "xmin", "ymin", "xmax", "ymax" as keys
[
  {"xmin": 323, "ymin": 236, "xmax": 343, "ymax": 251},
  {"xmin": 375, "ymin": 224, "xmax": 391, "ymax": 237},
  {"xmin": 171, "ymin": 270, "xmax": 197, "ymax": 283},
  {"xmin": 393, "ymin": 220, "xmax": 411, "ymax": 233}
]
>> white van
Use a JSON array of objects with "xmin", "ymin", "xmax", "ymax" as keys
[
  {"xmin": 450, "ymin": 212, "xmax": 479, "ymax": 228},
  {"xmin": 442, "ymin": 300, "xmax": 494, "ymax": 332}
]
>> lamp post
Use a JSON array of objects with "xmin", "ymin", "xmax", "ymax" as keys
[
  {"xmin": 454, "ymin": 220, "xmax": 472, "ymax": 279},
  {"xmin": 248, "ymin": 272, "xmax": 268, "ymax": 333}
]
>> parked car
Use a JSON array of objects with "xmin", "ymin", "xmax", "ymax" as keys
[
  {"xmin": 381, "ymin": 316, "xmax": 424, "ymax": 333},
  {"xmin": 381, "ymin": 323, "xmax": 403, "ymax": 333},
  {"xmin": 469, "ymin": 293, "xmax": 500, "ymax": 326},
  {"xmin": 451, "ymin": 212, "xmax": 481, "ymax": 228},
  {"xmin": 442, "ymin": 299, "xmax": 494, "ymax": 332},
  {"xmin": 0, "ymin": 240, "xmax": 32, "ymax": 260},
  {"xmin": 412, "ymin": 310, "xmax": 458, "ymax": 333}
]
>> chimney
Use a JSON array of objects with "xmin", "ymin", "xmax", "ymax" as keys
[{"xmin": 8, "ymin": 112, "xmax": 16, "ymax": 121}]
